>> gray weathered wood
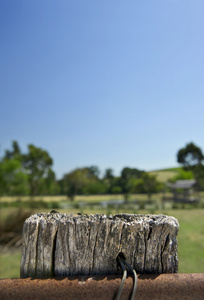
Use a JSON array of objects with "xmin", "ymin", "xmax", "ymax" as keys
[{"xmin": 20, "ymin": 213, "xmax": 179, "ymax": 278}]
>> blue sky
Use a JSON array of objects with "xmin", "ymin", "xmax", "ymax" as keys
[{"xmin": 1, "ymin": 0, "xmax": 204, "ymax": 178}]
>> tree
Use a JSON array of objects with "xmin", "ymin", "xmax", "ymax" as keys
[
  {"xmin": 57, "ymin": 179, "xmax": 66, "ymax": 195},
  {"xmin": 177, "ymin": 142, "xmax": 204, "ymax": 171},
  {"xmin": 0, "ymin": 141, "xmax": 28, "ymax": 196},
  {"xmin": 64, "ymin": 166, "xmax": 107, "ymax": 200},
  {"xmin": 103, "ymin": 168, "xmax": 114, "ymax": 193},
  {"xmin": 104, "ymin": 168, "xmax": 114, "ymax": 179},
  {"xmin": 177, "ymin": 142, "xmax": 204, "ymax": 188},
  {"xmin": 86, "ymin": 166, "xmax": 100, "ymax": 179},
  {"xmin": 43, "ymin": 168, "xmax": 59, "ymax": 195},
  {"xmin": 120, "ymin": 167, "xmax": 144, "ymax": 201},
  {"xmin": 140, "ymin": 173, "xmax": 161, "ymax": 200},
  {"xmin": 23, "ymin": 144, "xmax": 53, "ymax": 197},
  {"xmin": 0, "ymin": 158, "xmax": 28, "ymax": 196},
  {"xmin": 63, "ymin": 168, "xmax": 90, "ymax": 201},
  {"xmin": 0, "ymin": 141, "xmax": 56, "ymax": 197},
  {"xmin": 4, "ymin": 140, "xmax": 21, "ymax": 160},
  {"xmin": 171, "ymin": 169, "xmax": 194, "ymax": 182}
]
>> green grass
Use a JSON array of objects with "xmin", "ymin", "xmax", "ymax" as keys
[
  {"xmin": 0, "ymin": 204, "xmax": 204, "ymax": 278},
  {"xmin": 0, "ymin": 251, "xmax": 21, "ymax": 278},
  {"xmin": 148, "ymin": 170, "xmax": 179, "ymax": 182},
  {"xmin": 0, "ymin": 193, "xmax": 174, "ymax": 205},
  {"xmin": 173, "ymin": 209, "xmax": 204, "ymax": 273},
  {"xmin": 153, "ymin": 167, "xmax": 181, "ymax": 172}
]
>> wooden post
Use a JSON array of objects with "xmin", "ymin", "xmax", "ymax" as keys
[{"xmin": 20, "ymin": 213, "xmax": 179, "ymax": 278}]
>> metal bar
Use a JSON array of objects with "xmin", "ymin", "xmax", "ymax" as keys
[{"xmin": 0, "ymin": 274, "xmax": 204, "ymax": 300}]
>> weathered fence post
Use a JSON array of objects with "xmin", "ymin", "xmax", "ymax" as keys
[{"xmin": 20, "ymin": 213, "xmax": 179, "ymax": 278}]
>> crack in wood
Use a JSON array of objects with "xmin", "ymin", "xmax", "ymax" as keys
[{"xmin": 52, "ymin": 228, "xmax": 58, "ymax": 277}]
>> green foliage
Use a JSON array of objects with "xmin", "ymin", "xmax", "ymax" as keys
[
  {"xmin": 103, "ymin": 168, "xmax": 115, "ymax": 193},
  {"xmin": 0, "ymin": 158, "xmax": 28, "ymax": 196},
  {"xmin": 140, "ymin": 173, "xmax": 163, "ymax": 199},
  {"xmin": 63, "ymin": 166, "xmax": 103, "ymax": 201},
  {"xmin": 120, "ymin": 167, "xmax": 144, "ymax": 201},
  {"xmin": 23, "ymin": 144, "xmax": 53, "ymax": 196},
  {"xmin": 42, "ymin": 168, "xmax": 60, "ymax": 195},
  {"xmin": 177, "ymin": 142, "xmax": 204, "ymax": 170},
  {"xmin": 119, "ymin": 168, "xmax": 162, "ymax": 201},
  {"xmin": 82, "ymin": 180, "xmax": 107, "ymax": 195},
  {"xmin": 64, "ymin": 168, "xmax": 89, "ymax": 200},
  {"xmin": 4, "ymin": 140, "xmax": 21, "ymax": 161},
  {"xmin": 0, "ymin": 141, "xmax": 56, "ymax": 198},
  {"xmin": 87, "ymin": 166, "xmax": 100, "ymax": 178},
  {"xmin": 111, "ymin": 185, "xmax": 122, "ymax": 194},
  {"xmin": 177, "ymin": 142, "xmax": 204, "ymax": 190},
  {"xmin": 170, "ymin": 169, "xmax": 194, "ymax": 182},
  {"xmin": 4, "ymin": 140, "xmax": 204, "ymax": 200}
]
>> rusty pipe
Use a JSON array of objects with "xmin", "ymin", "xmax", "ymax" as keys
[{"xmin": 0, "ymin": 274, "xmax": 203, "ymax": 300}]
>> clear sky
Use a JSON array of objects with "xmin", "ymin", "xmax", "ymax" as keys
[{"xmin": 1, "ymin": 0, "xmax": 204, "ymax": 179}]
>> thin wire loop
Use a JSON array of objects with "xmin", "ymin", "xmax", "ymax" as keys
[
  {"xmin": 131, "ymin": 269, "xmax": 137, "ymax": 300},
  {"xmin": 120, "ymin": 259, "xmax": 138, "ymax": 300},
  {"xmin": 116, "ymin": 256, "xmax": 138, "ymax": 300},
  {"xmin": 115, "ymin": 256, "xmax": 127, "ymax": 300}
]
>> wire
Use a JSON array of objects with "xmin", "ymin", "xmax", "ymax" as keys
[
  {"xmin": 116, "ymin": 256, "xmax": 138, "ymax": 300},
  {"xmin": 131, "ymin": 269, "xmax": 137, "ymax": 300},
  {"xmin": 115, "ymin": 256, "xmax": 127, "ymax": 300},
  {"xmin": 120, "ymin": 259, "xmax": 137, "ymax": 300}
]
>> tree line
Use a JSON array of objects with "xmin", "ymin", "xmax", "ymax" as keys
[{"xmin": 0, "ymin": 141, "xmax": 204, "ymax": 200}]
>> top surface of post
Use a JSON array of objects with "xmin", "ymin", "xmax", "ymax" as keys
[{"xmin": 21, "ymin": 213, "xmax": 179, "ymax": 278}]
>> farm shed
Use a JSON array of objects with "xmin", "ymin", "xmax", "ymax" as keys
[{"xmin": 166, "ymin": 179, "xmax": 199, "ymax": 203}]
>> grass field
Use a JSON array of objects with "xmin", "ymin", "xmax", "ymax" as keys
[
  {"xmin": 0, "ymin": 194, "xmax": 162, "ymax": 202},
  {"xmin": 0, "ymin": 251, "xmax": 22, "ymax": 279},
  {"xmin": 1, "ymin": 201, "xmax": 204, "ymax": 278},
  {"xmin": 148, "ymin": 170, "xmax": 179, "ymax": 182}
]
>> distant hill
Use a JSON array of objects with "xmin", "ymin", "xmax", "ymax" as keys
[{"xmin": 148, "ymin": 167, "xmax": 181, "ymax": 183}]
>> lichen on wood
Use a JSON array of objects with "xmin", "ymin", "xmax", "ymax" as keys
[{"xmin": 20, "ymin": 213, "xmax": 179, "ymax": 278}]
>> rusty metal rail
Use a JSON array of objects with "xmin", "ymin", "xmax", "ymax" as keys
[{"xmin": 0, "ymin": 274, "xmax": 204, "ymax": 300}]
